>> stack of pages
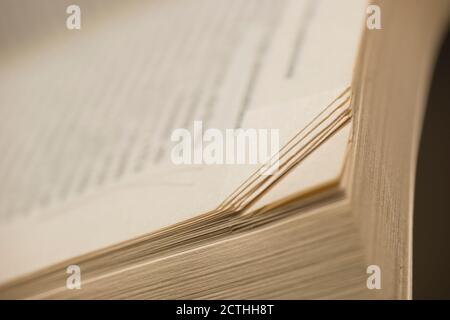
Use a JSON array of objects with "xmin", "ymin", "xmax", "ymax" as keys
[{"xmin": 0, "ymin": 0, "xmax": 449, "ymax": 299}]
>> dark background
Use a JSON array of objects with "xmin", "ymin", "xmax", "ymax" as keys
[{"xmin": 413, "ymin": 26, "xmax": 450, "ymax": 299}]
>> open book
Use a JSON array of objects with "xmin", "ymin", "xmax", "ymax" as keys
[{"xmin": 0, "ymin": 0, "xmax": 449, "ymax": 299}]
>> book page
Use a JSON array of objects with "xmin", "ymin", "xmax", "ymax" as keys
[
  {"xmin": 0, "ymin": 0, "xmax": 366, "ymax": 282},
  {"xmin": 0, "ymin": 0, "xmax": 288, "ymax": 223}
]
